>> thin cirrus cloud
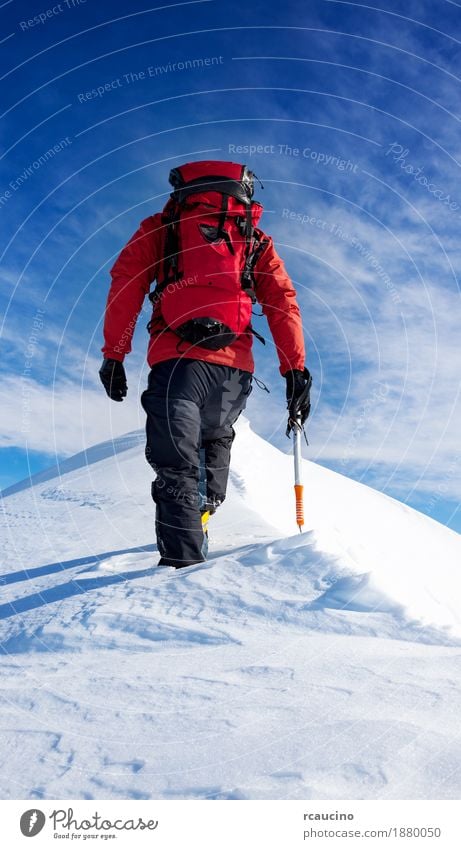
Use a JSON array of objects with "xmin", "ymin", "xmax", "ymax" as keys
[{"xmin": 260, "ymin": 159, "xmax": 460, "ymax": 497}]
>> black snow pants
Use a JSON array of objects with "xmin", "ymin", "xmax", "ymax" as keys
[{"xmin": 140, "ymin": 358, "xmax": 252, "ymax": 568}]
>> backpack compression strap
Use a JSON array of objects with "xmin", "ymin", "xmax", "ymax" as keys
[
  {"xmin": 171, "ymin": 175, "xmax": 253, "ymax": 206},
  {"xmin": 159, "ymin": 202, "xmax": 180, "ymax": 290}
]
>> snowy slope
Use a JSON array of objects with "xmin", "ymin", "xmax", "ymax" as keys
[{"xmin": 0, "ymin": 418, "xmax": 460, "ymax": 800}]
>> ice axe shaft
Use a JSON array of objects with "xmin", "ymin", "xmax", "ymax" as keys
[{"xmin": 293, "ymin": 417, "xmax": 304, "ymax": 532}]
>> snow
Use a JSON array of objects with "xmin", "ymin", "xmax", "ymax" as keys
[{"xmin": 0, "ymin": 417, "xmax": 460, "ymax": 800}]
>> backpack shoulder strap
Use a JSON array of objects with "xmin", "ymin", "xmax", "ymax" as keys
[
  {"xmin": 148, "ymin": 202, "xmax": 180, "ymax": 305},
  {"xmin": 241, "ymin": 228, "xmax": 270, "ymax": 302}
]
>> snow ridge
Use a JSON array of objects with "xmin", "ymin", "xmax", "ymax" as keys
[{"xmin": 0, "ymin": 418, "xmax": 460, "ymax": 800}]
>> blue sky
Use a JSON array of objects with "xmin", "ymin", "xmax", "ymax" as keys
[{"xmin": 0, "ymin": 0, "xmax": 460, "ymax": 532}]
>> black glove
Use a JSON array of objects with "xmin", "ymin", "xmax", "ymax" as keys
[
  {"xmin": 99, "ymin": 358, "xmax": 127, "ymax": 402},
  {"xmin": 285, "ymin": 367, "xmax": 312, "ymax": 432}
]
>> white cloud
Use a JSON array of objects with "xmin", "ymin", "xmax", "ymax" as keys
[
  {"xmin": 248, "ymin": 176, "xmax": 461, "ymax": 502},
  {"xmin": 0, "ymin": 374, "xmax": 146, "ymax": 459}
]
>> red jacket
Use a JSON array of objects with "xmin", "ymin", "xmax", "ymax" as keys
[{"xmin": 102, "ymin": 214, "xmax": 305, "ymax": 375}]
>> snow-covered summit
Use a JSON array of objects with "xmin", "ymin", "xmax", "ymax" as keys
[
  {"xmin": 2, "ymin": 416, "xmax": 459, "ymax": 637},
  {"xmin": 0, "ymin": 417, "xmax": 460, "ymax": 800}
]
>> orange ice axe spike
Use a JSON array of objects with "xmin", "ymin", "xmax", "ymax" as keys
[{"xmin": 293, "ymin": 416, "xmax": 304, "ymax": 532}]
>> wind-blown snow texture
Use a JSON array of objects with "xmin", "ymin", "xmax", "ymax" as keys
[{"xmin": 0, "ymin": 418, "xmax": 460, "ymax": 800}]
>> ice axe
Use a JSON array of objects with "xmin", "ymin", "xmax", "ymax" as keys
[
  {"xmin": 286, "ymin": 368, "xmax": 312, "ymax": 532},
  {"xmin": 293, "ymin": 415, "xmax": 304, "ymax": 532}
]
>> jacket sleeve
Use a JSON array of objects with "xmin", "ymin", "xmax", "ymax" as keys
[
  {"xmin": 101, "ymin": 215, "xmax": 163, "ymax": 361},
  {"xmin": 253, "ymin": 235, "xmax": 306, "ymax": 375}
]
